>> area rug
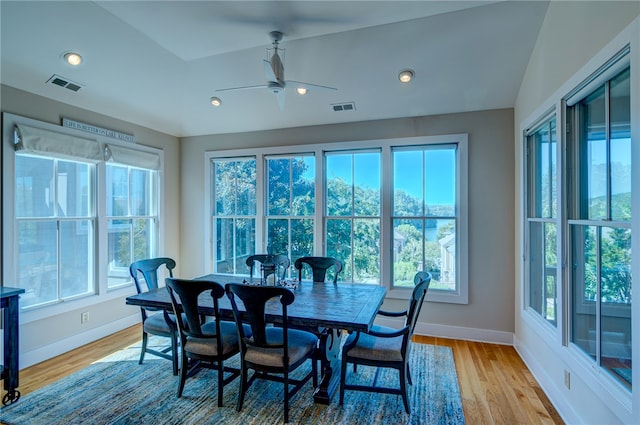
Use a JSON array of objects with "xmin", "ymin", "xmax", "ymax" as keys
[{"xmin": 1, "ymin": 338, "xmax": 465, "ymax": 425}]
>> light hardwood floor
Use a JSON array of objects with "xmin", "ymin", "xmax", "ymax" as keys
[{"xmin": 9, "ymin": 326, "xmax": 563, "ymax": 424}]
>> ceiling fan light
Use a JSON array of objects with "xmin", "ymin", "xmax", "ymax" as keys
[
  {"xmin": 210, "ymin": 96, "xmax": 222, "ymax": 107},
  {"xmin": 398, "ymin": 69, "xmax": 414, "ymax": 83},
  {"xmin": 296, "ymin": 87, "xmax": 308, "ymax": 95},
  {"xmin": 63, "ymin": 51, "xmax": 83, "ymax": 66}
]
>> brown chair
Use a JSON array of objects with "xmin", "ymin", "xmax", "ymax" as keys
[
  {"xmin": 165, "ymin": 278, "xmax": 242, "ymax": 406},
  {"xmin": 339, "ymin": 271, "xmax": 431, "ymax": 414},
  {"xmin": 129, "ymin": 257, "xmax": 179, "ymax": 375},
  {"xmin": 226, "ymin": 283, "xmax": 318, "ymax": 423},
  {"xmin": 294, "ymin": 256, "xmax": 343, "ymax": 283},
  {"xmin": 246, "ymin": 254, "xmax": 290, "ymax": 281}
]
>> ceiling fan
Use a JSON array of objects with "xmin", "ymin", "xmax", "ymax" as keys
[{"xmin": 216, "ymin": 31, "xmax": 337, "ymax": 110}]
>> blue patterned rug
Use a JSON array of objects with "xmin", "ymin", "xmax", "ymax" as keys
[{"xmin": 1, "ymin": 338, "xmax": 465, "ymax": 424}]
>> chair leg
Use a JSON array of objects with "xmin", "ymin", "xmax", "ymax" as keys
[
  {"xmin": 283, "ymin": 370, "xmax": 289, "ymax": 424},
  {"xmin": 312, "ymin": 358, "xmax": 318, "ymax": 388},
  {"xmin": 400, "ymin": 365, "xmax": 410, "ymax": 414},
  {"xmin": 406, "ymin": 363, "xmax": 412, "ymax": 386},
  {"xmin": 170, "ymin": 331, "xmax": 179, "ymax": 376},
  {"xmin": 139, "ymin": 332, "xmax": 148, "ymax": 365},
  {"xmin": 237, "ymin": 365, "xmax": 247, "ymax": 412},
  {"xmin": 217, "ymin": 362, "xmax": 224, "ymax": 407},
  {"xmin": 176, "ymin": 351, "xmax": 188, "ymax": 398}
]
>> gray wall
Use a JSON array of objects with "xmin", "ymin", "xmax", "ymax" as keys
[
  {"xmin": 180, "ymin": 108, "xmax": 515, "ymax": 337},
  {"xmin": 1, "ymin": 84, "xmax": 181, "ymax": 364}
]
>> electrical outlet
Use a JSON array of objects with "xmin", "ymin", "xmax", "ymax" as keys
[
  {"xmin": 81, "ymin": 311, "xmax": 89, "ymax": 324},
  {"xmin": 564, "ymin": 370, "xmax": 571, "ymax": 389}
]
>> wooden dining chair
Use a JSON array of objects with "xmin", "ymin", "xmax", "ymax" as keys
[
  {"xmin": 246, "ymin": 254, "xmax": 290, "ymax": 281},
  {"xmin": 165, "ymin": 278, "xmax": 242, "ymax": 406},
  {"xmin": 129, "ymin": 257, "xmax": 179, "ymax": 375},
  {"xmin": 294, "ymin": 256, "xmax": 343, "ymax": 283},
  {"xmin": 339, "ymin": 271, "xmax": 431, "ymax": 414},
  {"xmin": 226, "ymin": 283, "xmax": 318, "ymax": 424}
]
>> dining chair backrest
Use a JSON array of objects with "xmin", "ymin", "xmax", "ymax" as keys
[
  {"xmin": 294, "ymin": 256, "xmax": 343, "ymax": 283},
  {"xmin": 129, "ymin": 257, "xmax": 176, "ymax": 294},
  {"xmin": 226, "ymin": 283, "xmax": 294, "ymax": 348},
  {"xmin": 405, "ymin": 271, "xmax": 432, "ymax": 333},
  {"xmin": 165, "ymin": 278, "xmax": 225, "ymax": 338},
  {"xmin": 246, "ymin": 254, "xmax": 290, "ymax": 281}
]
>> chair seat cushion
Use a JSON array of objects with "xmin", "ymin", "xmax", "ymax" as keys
[
  {"xmin": 184, "ymin": 321, "xmax": 241, "ymax": 357},
  {"xmin": 345, "ymin": 325, "xmax": 404, "ymax": 362},
  {"xmin": 245, "ymin": 327, "xmax": 318, "ymax": 368},
  {"xmin": 143, "ymin": 312, "xmax": 177, "ymax": 336}
]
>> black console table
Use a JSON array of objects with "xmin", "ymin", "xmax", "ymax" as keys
[{"xmin": 1, "ymin": 286, "xmax": 25, "ymax": 405}]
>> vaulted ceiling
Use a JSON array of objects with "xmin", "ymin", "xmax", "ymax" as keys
[{"xmin": 0, "ymin": 1, "xmax": 549, "ymax": 137}]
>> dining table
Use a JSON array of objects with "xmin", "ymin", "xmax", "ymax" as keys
[{"xmin": 125, "ymin": 273, "xmax": 387, "ymax": 404}]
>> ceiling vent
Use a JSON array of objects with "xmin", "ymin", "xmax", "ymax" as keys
[
  {"xmin": 331, "ymin": 102, "xmax": 356, "ymax": 112},
  {"xmin": 46, "ymin": 74, "xmax": 83, "ymax": 92}
]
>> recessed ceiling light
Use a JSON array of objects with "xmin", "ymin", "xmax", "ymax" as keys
[
  {"xmin": 296, "ymin": 87, "xmax": 308, "ymax": 95},
  {"xmin": 398, "ymin": 69, "xmax": 414, "ymax": 83},
  {"xmin": 210, "ymin": 96, "xmax": 222, "ymax": 107},
  {"xmin": 63, "ymin": 52, "xmax": 83, "ymax": 66}
]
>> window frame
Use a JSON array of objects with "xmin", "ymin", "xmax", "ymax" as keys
[
  {"xmin": 204, "ymin": 134, "xmax": 468, "ymax": 303},
  {"xmin": 2, "ymin": 113, "xmax": 164, "ymax": 322}
]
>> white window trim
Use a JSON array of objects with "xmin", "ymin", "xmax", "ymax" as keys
[
  {"xmin": 2, "ymin": 113, "xmax": 164, "ymax": 323},
  {"xmin": 204, "ymin": 134, "xmax": 468, "ymax": 304}
]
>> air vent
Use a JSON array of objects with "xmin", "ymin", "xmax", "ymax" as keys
[
  {"xmin": 46, "ymin": 74, "xmax": 83, "ymax": 92},
  {"xmin": 331, "ymin": 102, "xmax": 356, "ymax": 112}
]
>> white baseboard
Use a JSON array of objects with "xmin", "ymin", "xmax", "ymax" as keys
[
  {"xmin": 20, "ymin": 314, "xmax": 141, "ymax": 369},
  {"xmin": 376, "ymin": 318, "xmax": 514, "ymax": 345},
  {"xmin": 513, "ymin": 335, "xmax": 579, "ymax": 425}
]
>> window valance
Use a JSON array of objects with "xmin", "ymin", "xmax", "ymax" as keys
[
  {"xmin": 104, "ymin": 143, "xmax": 160, "ymax": 170},
  {"xmin": 14, "ymin": 124, "xmax": 102, "ymax": 161}
]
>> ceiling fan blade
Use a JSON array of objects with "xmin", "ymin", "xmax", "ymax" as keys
[
  {"xmin": 286, "ymin": 80, "xmax": 338, "ymax": 92},
  {"xmin": 216, "ymin": 84, "xmax": 268, "ymax": 92},
  {"xmin": 275, "ymin": 89, "xmax": 285, "ymax": 110},
  {"xmin": 264, "ymin": 59, "xmax": 278, "ymax": 82}
]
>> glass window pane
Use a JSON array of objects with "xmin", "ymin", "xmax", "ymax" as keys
[
  {"xmin": 353, "ymin": 218, "xmax": 380, "ymax": 283},
  {"xmin": 130, "ymin": 169, "xmax": 151, "ymax": 216},
  {"xmin": 326, "ymin": 218, "xmax": 352, "ymax": 281},
  {"xmin": 237, "ymin": 160, "xmax": 256, "ymax": 216},
  {"xmin": 268, "ymin": 158, "xmax": 291, "ymax": 216},
  {"xmin": 17, "ymin": 221, "xmax": 58, "ymax": 308},
  {"xmin": 609, "ymin": 68, "xmax": 631, "ymax": 222},
  {"xmin": 60, "ymin": 220, "xmax": 93, "ymax": 298},
  {"xmin": 267, "ymin": 219, "xmax": 289, "ymax": 255},
  {"xmin": 216, "ymin": 218, "xmax": 235, "ymax": 273},
  {"xmin": 107, "ymin": 219, "xmax": 132, "ymax": 286},
  {"xmin": 107, "ymin": 165, "xmax": 128, "ymax": 217},
  {"xmin": 326, "ymin": 154, "xmax": 352, "ymax": 216},
  {"xmin": 354, "ymin": 153, "xmax": 380, "ymax": 216},
  {"xmin": 428, "ymin": 219, "xmax": 456, "ymax": 291},
  {"xmin": 291, "ymin": 219, "xmax": 314, "ymax": 261},
  {"xmin": 393, "ymin": 219, "xmax": 424, "ymax": 287},
  {"xmin": 16, "ymin": 155, "xmax": 54, "ymax": 218},
  {"xmin": 550, "ymin": 120, "xmax": 557, "ymax": 218},
  {"xmin": 292, "ymin": 157, "xmax": 315, "ymax": 216},
  {"xmin": 571, "ymin": 224, "xmax": 597, "ymax": 361},
  {"xmin": 57, "ymin": 160, "xmax": 91, "ymax": 218},
  {"xmin": 580, "ymin": 86, "xmax": 606, "ymax": 220},
  {"xmin": 214, "ymin": 159, "xmax": 256, "ymax": 216},
  {"xmin": 236, "ymin": 218, "xmax": 255, "ymax": 272},
  {"xmin": 528, "ymin": 221, "xmax": 557, "ymax": 325},
  {"xmin": 425, "ymin": 149, "xmax": 455, "ymax": 217},
  {"xmin": 393, "ymin": 151, "xmax": 422, "ymax": 217}
]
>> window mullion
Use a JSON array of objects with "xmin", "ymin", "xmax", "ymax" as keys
[{"xmin": 604, "ymin": 81, "xmax": 612, "ymax": 221}]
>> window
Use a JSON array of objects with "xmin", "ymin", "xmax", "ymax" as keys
[
  {"xmin": 212, "ymin": 158, "xmax": 257, "ymax": 274},
  {"xmin": 325, "ymin": 150, "xmax": 381, "ymax": 283},
  {"xmin": 392, "ymin": 146, "xmax": 457, "ymax": 290},
  {"xmin": 15, "ymin": 154, "xmax": 95, "ymax": 308},
  {"xmin": 3, "ymin": 114, "xmax": 163, "ymax": 312},
  {"xmin": 266, "ymin": 155, "xmax": 315, "ymax": 276},
  {"xmin": 207, "ymin": 134, "xmax": 468, "ymax": 303},
  {"xmin": 525, "ymin": 117, "xmax": 558, "ymax": 326},
  {"xmin": 106, "ymin": 164, "xmax": 158, "ymax": 288},
  {"xmin": 567, "ymin": 66, "xmax": 631, "ymax": 389}
]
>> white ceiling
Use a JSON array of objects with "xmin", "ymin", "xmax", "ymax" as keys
[{"xmin": 0, "ymin": 1, "xmax": 549, "ymax": 138}]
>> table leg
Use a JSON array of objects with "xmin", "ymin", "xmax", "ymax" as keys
[
  {"xmin": 2, "ymin": 295, "xmax": 21, "ymax": 405},
  {"xmin": 313, "ymin": 327, "xmax": 344, "ymax": 404}
]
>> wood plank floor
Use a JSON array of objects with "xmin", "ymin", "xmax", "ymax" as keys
[{"xmin": 8, "ymin": 327, "xmax": 564, "ymax": 424}]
